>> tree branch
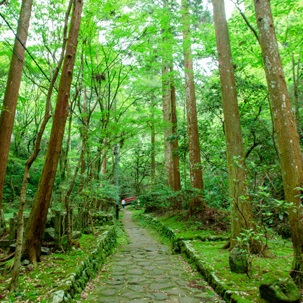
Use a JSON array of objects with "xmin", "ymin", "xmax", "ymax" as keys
[{"xmin": 231, "ymin": 0, "xmax": 260, "ymax": 43}]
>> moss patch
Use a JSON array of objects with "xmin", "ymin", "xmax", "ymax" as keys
[
  {"xmin": 0, "ymin": 226, "xmax": 117, "ymax": 302},
  {"xmin": 191, "ymin": 240, "xmax": 294, "ymax": 302},
  {"xmin": 135, "ymin": 211, "xmax": 298, "ymax": 303}
]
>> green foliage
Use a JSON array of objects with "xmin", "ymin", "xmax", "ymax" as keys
[
  {"xmin": 2, "ymin": 154, "xmax": 25, "ymax": 204},
  {"xmin": 2, "ymin": 258, "xmax": 14, "ymax": 274},
  {"xmin": 0, "ymin": 227, "xmax": 116, "ymax": 302},
  {"xmin": 252, "ymin": 186, "xmax": 293, "ymax": 238},
  {"xmin": 139, "ymin": 185, "xmax": 175, "ymax": 213},
  {"xmin": 1, "ymin": 0, "xmax": 302, "ymax": 270},
  {"xmin": 193, "ymin": 239, "xmax": 292, "ymax": 303},
  {"xmin": 203, "ymin": 173, "xmax": 229, "ymax": 209},
  {"xmin": 235, "ymin": 228, "xmax": 265, "ymax": 258}
]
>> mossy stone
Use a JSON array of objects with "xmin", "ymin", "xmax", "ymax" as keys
[
  {"xmin": 259, "ymin": 273, "xmax": 300, "ymax": 303},
  {"xmin": 229, "ymin": 247, "xmax": 251, "ymax": 275}
]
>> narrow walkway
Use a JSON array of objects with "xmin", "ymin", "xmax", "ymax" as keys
[{"xmin": 79, "ymin": 210, "xmax": 225, "ymax": 303}]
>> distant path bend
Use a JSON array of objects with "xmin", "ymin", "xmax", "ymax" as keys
[{"xmin": 79, "ymin": 210, "xmax": 226, "ymax": 303}]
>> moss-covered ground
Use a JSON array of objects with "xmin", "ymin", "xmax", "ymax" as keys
[
  {"xmin": 133, "ymin": 210, "xmax": 299, "ymax": 303},
  {"xmin": 0, "ymin": 209, "xmax": 300, "ymax": 303},
  {"xmin": 0, "ymin": 225, "xmax": 124, "ymax": 303}
]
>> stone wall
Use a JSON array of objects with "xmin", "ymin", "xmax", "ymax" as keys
[
  {"xmin": 50, "ymin": 225, "xmax": 117, "ymax": 303},
  {"xmin": 1, "ymin": 210, "xmax": 114, "ymax": 249}
]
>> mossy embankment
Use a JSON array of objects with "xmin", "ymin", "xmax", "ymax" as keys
[
  {"xmin": 0, "ymin": 224, "xmax": 121, "ymax": 303},
  {"xmin": 133, "ymin": 210, "xmax": 298, "ymax": 303}
]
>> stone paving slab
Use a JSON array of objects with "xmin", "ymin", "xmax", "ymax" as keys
[{"xmin": 77, "ymin": 210, "xmax": 226, "ymax": 303}]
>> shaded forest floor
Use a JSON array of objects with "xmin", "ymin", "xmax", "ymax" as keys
[
  {"xmin": 0, "ymin": 208, "xmax": 301, "ymax": 303},
  {"xmin": 132, "ymin": 209, "xmax": 302, "ymax": 303},
  {"xmin": 0, "ymin": 225, "xmax": 118, "ymax": 302}
]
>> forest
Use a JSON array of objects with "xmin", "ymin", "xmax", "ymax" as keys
[{"xmin": 0, "ymin": 0, "xmax": 303, "ymax": 301}]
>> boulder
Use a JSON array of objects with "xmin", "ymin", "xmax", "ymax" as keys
[
  {"xmin": 21, "ymin": 259, "xmax": 30, "ymax": 266},
  {"xmin": 259, "ymin": 273, "xmax": 300, "ymax": 303},
  {"xmin": 41, "ymin": 246, "xmax": 51, "ymax": 255},
  {"xmin": 50, "ymin": 290, "xmax": 65, "ymax": 303},
  {"xmin": 229, "ymin": 247, "xmax": 251, "ymax": 276}
]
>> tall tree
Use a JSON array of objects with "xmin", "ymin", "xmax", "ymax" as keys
[
  {"xmin": 170, "ymin": 84, "xmax": 181, "ymax": 191},
  {"xmin": 161, "ymin": 0, "xmax": 181, "ymax": 191},
  {"xmin": 212, "ymin": 0, "xmax": 255, "ymax": 249},
  {"xmin": 150, "ymin": 98, "xmax": 156, "ymax": 189},
  {"xmin": 23, "ymin": 0, "xmax": 84, "ymax": 264},
  {"xmin": 0, "ymin": 0, "xmax": 33, "ymax": 227},
  {"xmin": 9, "ymin": 1, "xmax": 74, "ymax": 290},
  {"xmin": 181, "ymin": 0, "xmax": 204, "ymax": 211},
  {"xmin": 254, "ymin": 0, "xmax": 303, "ymax": 285}
]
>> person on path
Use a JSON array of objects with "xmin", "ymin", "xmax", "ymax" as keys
[{"xmin": 121, "ymin": 199, "xmax": 126, "ymax": 209}]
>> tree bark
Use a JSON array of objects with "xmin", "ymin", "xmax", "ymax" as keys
[
  {"xmin": 0, "ymin": 0, "xmax": 33, "ymax": 210},
  {"xmin": 171, "ymin": 84, "xmax": 181, "ymax": 191},
  {"xmin": 254, "ymin": 0, "xmax": 303, "ymax": 285},
  {"xmin": 181, "ymin": 0, "xmax": 204, "ymax": 211},
  {"xmin": 161, "ymin": 1, "xmax": 181, "ymax": 191},
  {"xmin": 292, "ymin": 55, "xmax": 300, "ymax": 130},
  {"xmin": 22, "ymin": 0, "xmax": 83, "ymax": 264},
  {"xmin": 150, "ymin": 99, "xmax": 156, "ymax": 190},
  {"xmin": 9, "ymin": 12, "xmax": 70, "ymax": 287},
  {"xmin": 212, "ymin": 0, "xmax": 254, "ymax": 248},
  {"xmin": 162, "ymin": 64, "xmax": 174, "ymax": 188}
]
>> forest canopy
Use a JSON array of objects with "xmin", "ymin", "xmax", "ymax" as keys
[{"xmin": 1, "ymin": 0, "xmax": 303, "ymax": 290}]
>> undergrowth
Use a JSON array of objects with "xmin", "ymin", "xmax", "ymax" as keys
[{"xmin": 0, "ymin": 226, "xmax": 117, "ymax": 303}]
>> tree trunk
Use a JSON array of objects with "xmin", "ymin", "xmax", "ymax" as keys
[
  {"xmin": 254, "ymin": 0, "xmax": 303, "ymax": 285},
  {"xmin": 212, "ymin": 0, "xmax": 254, "ymax": 248},
  {"xmin": 161, "ymin": 1, "xmax": 181, "ymax": 191},
  {"xmin": 102, "ymin": 139, "xmax": 107, "ymax": 175},
  {"xmin": 292, "ymin": 55, "xmax": 300, "ymax": 130},
  {"xmin": 162, "ymin": 65, "xmax": 174, "ymax": 188},
  {"xmin": 22, "ymin": 0, "xmax": 83, "ymax": 264},
  {"xmin": 150, "ymin": 99, "xmax": 156, "ymax": 190},
  {"xmin": 0, "ymin": 0, "xmax": 33, "ymax": 210},
  {"xmin": 162, "ymin": 67, "xmax": 181, "ymax": 192},
  {"xmin": 8, "ymin": 0, "xmax": 74, "ymax": 287},
  {"xmin": 171, "ymin": 84, "xmax": 181, "ymax": 191},
  {"xmin": 181, "ymin": 0, "xmax": 204, "ymax": 211}
]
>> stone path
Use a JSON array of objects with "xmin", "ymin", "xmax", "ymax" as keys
[{"xmin": 78, "ymin": 210, "xmax": 226, "ymax": 303}]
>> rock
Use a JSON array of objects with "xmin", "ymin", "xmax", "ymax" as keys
[
  {"xmin": 22, "ymin": 259, "xmax": 30, "ymax": 266},
  {"xmin": 50, "ymin": 290, "xmax": 65, "ymax": 303},
  {"xmin": 259, "ymin": 273, "xmax": 300, "ymax": 303},
  {"xmin": 41, "ymin": 246, "xmax": 51, "ymax": 255},
  {"xmin": 229, "ymin": 247, "xmax": 251, "ymax": 275}
]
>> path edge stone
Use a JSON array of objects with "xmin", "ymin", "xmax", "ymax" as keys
[
  {"xmin": 49, "ymin": 225, "xmax": 117, "ymax": 303},
  {"xmin": 136, "ymin": 213, "xmax": 252, "ymax": 303}
]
